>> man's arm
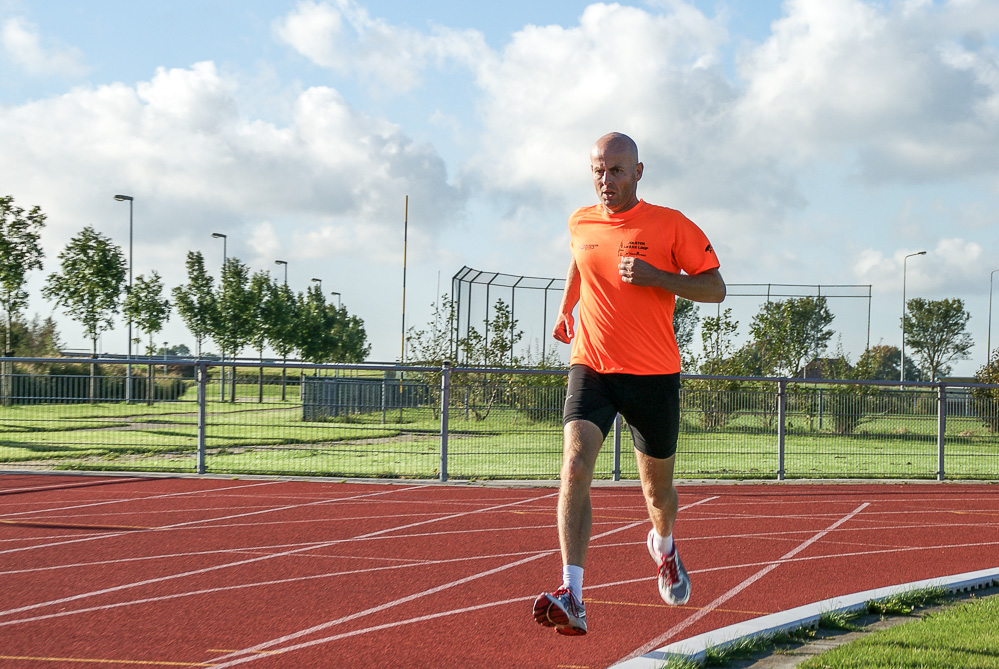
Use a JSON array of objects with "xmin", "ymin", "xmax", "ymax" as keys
[
  {"xmin": 618, "ymin": 258, "xmax": 726, "ymax": 303},
  {"xmin": 553, "ymin": 258, "xmax": 581, "ymax": 343}
]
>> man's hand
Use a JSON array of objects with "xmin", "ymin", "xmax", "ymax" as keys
[
  {"xmin": 553, "ymin": 312, "xmax": 574, "ymax": 343},
  {"xmin": 618, "ymin": 256, "xmax": 661, "ymax": 286}
]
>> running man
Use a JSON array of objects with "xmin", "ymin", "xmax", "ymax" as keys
[{"xmin": 533, "ymin": 132, "xmax": 726, "ymax": 636}]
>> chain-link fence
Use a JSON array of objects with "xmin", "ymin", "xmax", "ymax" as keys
[{"xmin": 1, "ymin": 357, "xmax": 997, "ymax": 481}]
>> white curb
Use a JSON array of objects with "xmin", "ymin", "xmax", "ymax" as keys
[{"xmin": 612, "ymin": 567, "xmax": 999, "ymax": 668}]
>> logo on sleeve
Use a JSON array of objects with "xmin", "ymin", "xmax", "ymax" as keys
[{"xmin": 705, "ymin": 244, "xmax": 714, "ymax": 253}]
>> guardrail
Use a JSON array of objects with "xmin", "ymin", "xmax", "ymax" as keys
[{"xmin": 1, "ymin": 357, "xmax": 997, "ymax": 481}]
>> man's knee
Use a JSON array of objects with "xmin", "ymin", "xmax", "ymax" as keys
[
  {"xmin": 561, "ymin": 420, "xmax": 603, "ymax": 481},
  {"xmin": 642, "ymin": 483, "xmax": 678, "ymax": 512}
]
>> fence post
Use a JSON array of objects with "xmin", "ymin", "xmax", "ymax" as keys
[
  {"xmin": 612, "ymin": 413, "xmax": 622, "ymax": 482},
  {"xmin": 777, "ymin": 379, "xmax": 787, "ymax": 481},
  {"xmin": 197, "ymin": 361, "xmax": 207, "ymax": 475},
  {"xmin": 440, "ymin": 362, "xmax": 451, "ymax": 482},
  {"xmin": 937, "ymin": 384, "xmax": 946, "ymax": 481}
]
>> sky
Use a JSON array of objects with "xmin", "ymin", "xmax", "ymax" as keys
[{"xmin": 1, "ymin": 0, "xmax": 998, "ymax": 376}]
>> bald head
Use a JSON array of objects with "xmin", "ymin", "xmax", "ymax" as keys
[
  {"xmin": 590, "ymin": 132, "xmax": 643, "ymax": 214},
  {"xmin": 592, "ymin": 132, "xmax": 639, "ymax": 164}
]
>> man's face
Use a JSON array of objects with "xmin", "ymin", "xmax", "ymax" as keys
[{"xmin": 591, "ymin": 140, "xmax": 643, "ymax": 214}]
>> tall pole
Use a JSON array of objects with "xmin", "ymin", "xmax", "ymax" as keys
[
  {"xmin": 114, "ymin": 195, "xmax": 134, "ymax": 402},
  {"xmin": 901, "ymin": 251, "xmax": 926, "ymax": 382},
  {"xmin": 989, "ymin": 269, "xmax": 999, "ymax": 365},
  {"xmin": 401, "ymin": 195, "xmax": 408, "ymax": 363},
  {"xmin": 311, "ymin": 277, "xmax": 322, "ymax": 292},
  {"xmin": 275, "ymin": 259, "xmax": 288, "ymax": 286},
  {"xmin": 212, "ymin": 233, "xmax": 227, "ymax": 401},
  {"xmin": 330, "ymin": 291, "xmax": 341, "ymax": 309}
]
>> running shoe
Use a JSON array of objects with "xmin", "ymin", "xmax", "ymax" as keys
[
  {"xmin": 532, "ymin": 586, "xmax": 587, "ymax": 636},
  {"xmin": 647, "ymin": 529, "xmax": 690, "ymax": 606}
]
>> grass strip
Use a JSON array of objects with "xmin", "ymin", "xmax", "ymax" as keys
[{"xmin": 657, "ymin": 586, "xmax": 961, "ymax": 668}]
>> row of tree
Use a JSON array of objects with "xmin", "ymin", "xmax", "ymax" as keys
[
  {"xmin": 681, "ymin": 295, "xmax": 974, "ymax": 382},
  {"xmin": 1, "ymin": 195, "xmax": 370, "ymax": 403}
]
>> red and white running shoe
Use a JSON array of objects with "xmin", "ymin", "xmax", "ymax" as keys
[{"xmin": 533, "ymin": 586, "xmax": 587, "ymax": 636}]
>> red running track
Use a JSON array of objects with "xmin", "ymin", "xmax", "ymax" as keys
[{"xmin": 1, "ymin": 474, "xmax": 998, "ymax": 668}]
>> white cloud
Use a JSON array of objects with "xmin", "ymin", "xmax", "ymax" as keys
[
  {"xmin": 852, "ymin": 238, "xmax": 985, "ymax": 296},
  {"xmin": 0, "ymin": 60, "xmax": 464, "ymax": 279},
  {"xmin": 274, "ymin": 0, "xmax": 489, "ymax": 92},
  {"xmin": 735, "ymin": 0, "xmax": 999, "ymax": 181},
  {"xmin": 1, "ymin": 16, "xmax": 88, "ymax": 76}
]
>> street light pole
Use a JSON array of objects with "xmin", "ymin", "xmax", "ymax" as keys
[
  {"xmin": 311, "ymin": 277, "xmax": 321, "ymax": 292},
  {"xmin": 114, "ymin": 195, "xmax": 134, "ymax": 402},
  {"xmin": 275, "ymin": 260, "xmax": 288, "ymax": 285},
  {"xmin": 330, "ymin": 291, "xmax": 341, "ymax": 309},
  {"xmin": 212, "ymin": 233, "xmax": 227, "ymax": 401},
  {"xmin": 989, "ymin": 269, "xmax": 999, "ymax": 365},
  {"xmin": 901, "ymin": 251, "xmax": 927, "ymax": 383}
]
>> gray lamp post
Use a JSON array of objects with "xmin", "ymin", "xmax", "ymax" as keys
[
  {"xmin": 212, "ymin": 233, "xmax": 227, "ymax": 401},
  {"xmin": 330, "ymin": 291, "xmax": 341, "ymax": 309},
  {"xmin": 901, "ymin": 251, "xmax": 926, "ymax": 383},
  {"xmin": 311, "ymin": 277, "xmax": 321, "ymax": 292},
  {"xmin": 275, "ymin": 260, "xmax": 288, "ymax": 285},
  {"xmin": 114, "ymin": 194, "xmax": 134, "ymax": 402},
  {"xmin": 989, "ymin": 269, "xmax": 999, "ymax": 365}
]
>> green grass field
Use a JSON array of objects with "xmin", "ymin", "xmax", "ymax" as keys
[{"xmin": 796, "ymin": 594, "xmax": 999, "ymax": 669}]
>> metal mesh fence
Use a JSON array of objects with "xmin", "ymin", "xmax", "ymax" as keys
[{"xmin": 1, "ymin": 358, "xmax": 997, "ymax": 481}]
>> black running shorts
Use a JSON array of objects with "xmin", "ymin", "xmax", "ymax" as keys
[{"xmin": 562, "ymin": 364, "xmax": 680, "ymax": 459}]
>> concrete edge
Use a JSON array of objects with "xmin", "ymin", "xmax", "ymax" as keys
[{"xmin": 611, "ymin": 567, "xmax": 999, "ymax": 668}]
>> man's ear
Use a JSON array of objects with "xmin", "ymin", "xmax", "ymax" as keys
[{"xmin": 636, "ymin": 162, "xmax": 644, "ymax": 181}]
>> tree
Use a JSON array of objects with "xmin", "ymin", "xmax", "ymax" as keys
[
  {"xmin": 852, "ymin": 344, "xmax": 921, "ymax": 382},
  {"xmin": 42, "ymin": 227, "xmax": 126, "ymax": 403},
  {"xmin": 903, "ymin": 297, "xmax": 973, "ymax": 381},
  {"xmin": 689, "ymin": 307, "xmax": 743, "ymax": 429},
  {"xmin": 0, "ymin": 196, "xmax": 46, "ymax": 405},
  {"xmin": 211, "ymin": 257, "xmax": 256, "ymax": 401},
  {"xmin": 296, "ymin": 286, "xmax": 369, "ymax": 364},
  {"xmin": 0, "ymin": 195, "xmax": 45, "ymax": 355},
  {"xmin": 972, "ymin": 349, "xmax": 999, "ymax": 433},
  {"xmin": 172, "ymin": 251, "xmax": 216, "ymax": 358},
  {"xmin": 699, "ymin": 307, "xmax": 739, "ymax": 376},
  {"xmin": 123, "ymin": 272, "xmax": 171, "ymax": 405},
  {"xmin": 248, "ymin": 270, "xmax": 272, "ymax": 402},
  {"xmin": 406, "ymin": 294, "xmax": 456, "ymax": 368},
  {"xmin": 261, "ymin": 279, "xmax": 299, "ymax": 401},
  {"xmin": 673, "ymin": 298, "xmax": 699, "ymax": 370},
  {"xmin": 326, "ymin": 304, "xmax": 370, "ymax": 363},
  {"xmin": 749, "ymin": 296, "xmax": 834, "ymax": 377},
  {"xmin": 0, "ymin": 315, "xmax": 62, "ymax": 359}
]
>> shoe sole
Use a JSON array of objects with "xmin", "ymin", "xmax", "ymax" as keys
[{"xmin": 533, "ymin": 593, "xmax": 587, "ymax": 635}]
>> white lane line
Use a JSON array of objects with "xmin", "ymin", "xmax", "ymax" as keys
[
  {"xmin": 0, "ymin": 489, "xmax": 556, "ymax": 620},
  {"xmin": 0, "ymin": 482, "xmax": 421, "ymax": 557},
  {"xmin": 205, "ymin": 496, "xmax": 721, "ymax": 666},
  {"xmin": 0, "ymin": 476, "xmax": 148, "ymax": 495},
  {"xmin": 615, "ymin": 502, "xmax": 870, "ymax": 665},
  {"xmin": 0, "ymin": 480, "xmax": 283, "ymax": 519}
]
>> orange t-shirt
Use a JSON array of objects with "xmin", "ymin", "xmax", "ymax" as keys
[{"xmin": 569, "ymin": 201, "xmax": 720, "ymax": 375}]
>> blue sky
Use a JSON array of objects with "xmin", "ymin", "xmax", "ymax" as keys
[{"xmin": 2, "ymin": 0, "xmax": 998, "ymax": 376}]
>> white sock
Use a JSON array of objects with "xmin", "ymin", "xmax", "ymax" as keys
[
  {"xmin": 653, "ymin": 530, "xmax": 674, "ymax": 557},
  {"xmin": 562, "ymin": 564, "xmax": 584, "ymax": 602}
]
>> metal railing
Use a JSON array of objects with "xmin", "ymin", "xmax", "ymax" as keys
[{"xmin": 1, "ymin": 357, "xmax": 997, "ymax": 481}]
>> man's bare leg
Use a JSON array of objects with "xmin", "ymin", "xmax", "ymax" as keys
[
  {"xmin": 533, "ymin": 419, "xmax": 604, "ymax": 635},
  {"xmin": 558, "ymin": 420, "xmax": 604, "ymax": 568},
  {"xmin": 635, "ymin": 450, "xmax": 678, "ymax": 537},
  {"xmin": 635, "ymin": 449, "xmax": 690, "ymax": 605}
]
